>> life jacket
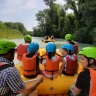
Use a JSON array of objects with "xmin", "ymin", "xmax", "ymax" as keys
[
  {"xmin": 87, "ymin": 68, "xmax": 96, "ymax": 96},
  {"xmin": 73, "ymin": 43, "xmax": 78, "ymax": 55},
  {"xmin": 17, "ymin": 43, "xmax": 29, "ymax": 61},
  {"xmin": 22, "ymin": 53, "xmax": 38, "ymax": 78},
  {"xmin": 65, "ymin": 55, "xmax": 77, "ymax": 75},
  {"xmin": 45, "ymin": 55, "xmax": 60, "ymax": 76}
]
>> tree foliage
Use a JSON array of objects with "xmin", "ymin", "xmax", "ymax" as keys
[
  {"xmin": 33, "ymin": 0, "xmax": 96, "ymax": 44},
  {"xmin": 0, "ymin": 22, "xmax": 28, "ymax": 39}
]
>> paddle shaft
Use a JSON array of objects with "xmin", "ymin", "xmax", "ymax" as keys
[{"xmin": 24, "ymin": 79, "xmax": 37, "ymax": 83}]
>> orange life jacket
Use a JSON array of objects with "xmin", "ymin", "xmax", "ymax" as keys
[
  {"xmin": 22, "ymin": 53, "xmax": 37, "ymax": 77},
  {"xmin": 73, "ymin": 43, "xmax": 78, "ymax": 55},
  {"xmin": 65, "ymin": 55, "xmax": 77, "ymax": 75},
  {"xmin": 17, "ymin": 43, "xmax": 29, "ymax": 61},
  {"xmin": 45, "ymin": 55, "xmax": 60, "ymax": 75},
  {"xmin": 87, "ymin": 68, "xmax": 96, "ymax": 96}
]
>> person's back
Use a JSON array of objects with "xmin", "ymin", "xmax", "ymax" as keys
[
  {"xmin": 16, "ymin": 35, "xmax": 32, "ymax": 65},
  {"xmin": 0, "ymin": 40, "xmax": 25, "ymax": 96},
  {"xmin": 22, "ymin": 42, "xmax": 40, "ymax": 78},
  {"xmin": 65, "ymin": 34, "xmax": 78, "ymax": 55},
  {"xmin": 41, "ymin": 42, "xmax": 61, "ymax": 79},
  {"xmin": 69, "ymin": 41, "xmax": 78, "ymax": 55},
  {"xmin": 17, "ymin": 43, "xmax": 29, "ymax": 61},
  {"xmin": 0, "ymin": 40, "xmax": 43, "ymax": 96},
  {"xmin": 59, "ymin": 44, "xmax": 78, "ymax": 76}
]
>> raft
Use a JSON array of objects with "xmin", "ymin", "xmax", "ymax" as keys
[
  {"xmin": 15, "ymin": 48, "xmax": 82, "ymax": 96},
  {"xmin": 42, "ymin": 39, "xmax": 56, "ymax": 43}
]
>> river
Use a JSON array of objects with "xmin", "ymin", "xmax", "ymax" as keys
[{"xmin": 10, "ymin": 37, "xmax": 95, "ymax": 64}]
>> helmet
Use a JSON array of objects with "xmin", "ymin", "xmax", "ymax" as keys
[
  {"xmin": 79, "ymin": 47, "xmax": 96, "ymax": 60},
  {"xmin": 27, "ymin": 42, "xmax": 39, "ymax": 53},
  {"xmin": 0, "ymin": 40, "xmax": 17, "ymax": 54},
  {"xmin": 46, "ymin": 42, "xmax": 56, "ymax": 52},
  {"xmin": 62, "ymin": 44, "xmax": 74, "ymax": 53},
  {"xmin": 65, "ymin": 34, "xmax": 72, "ymax": 41},
  {"xmin": 24, "ymin": 35, "xmax": 32, "ymax": 41}
]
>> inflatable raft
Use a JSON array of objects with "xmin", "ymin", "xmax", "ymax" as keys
[
  {"xmin": 15, "ymin": 48, "xmax": 82, "ymax": 96},
  {"xmin": 42, "ymin": 39, "xmax": 56, "ymax": 43}
]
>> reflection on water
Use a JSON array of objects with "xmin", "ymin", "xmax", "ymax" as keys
[{"xmin": 10, "ymin": 37, "xmax": 95, "ymax": 64}]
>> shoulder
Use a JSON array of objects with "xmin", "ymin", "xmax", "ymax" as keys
[
  {"xmin": 0, "ymin": 67, "xmax": 20, "ymax": 80},
  {"xmin": 5, "ymin": 67, "xmax": 20, "ymax": 76},
  {"xmin": 79, "ymin": 68, "xmax": 90, "ymax": 75},
  {"xmin": 77, "ymin": 68, "xmax": 90, "ymax": 80}
]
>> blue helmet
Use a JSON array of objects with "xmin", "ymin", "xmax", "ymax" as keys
[
  {"xmin": 62, "ymin": 44, "xmax": 74, "ymax": 53},
  {"xmin": 27, "ymin": 42, "xmax": 39, "ymax": 53},
  {"xmin": 46, "ymin": 42, "xmax": 56, "ymax": 52}
]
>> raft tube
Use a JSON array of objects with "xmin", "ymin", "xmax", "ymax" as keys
[
  {"xmin": 15, "ymin": 48, "xmax": 82, "ymax": 96},
  {"xmin": 42, "ymin": 39, "xmax": 56, "ymax": 43}
]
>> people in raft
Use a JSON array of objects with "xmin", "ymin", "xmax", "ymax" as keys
[
  {"xmin": 0, "ymin": 40, "xmax": 43, "ymax": 96},
  {"xmin": 44, "ymin": 35, "xmax": 49, "ymax": 40},
  {"xmin": 69, "ymin": 47, "xmax": 96, "ymax": 96},
  {"xmin": 51, "ymin": 35, "xmax": 55, "ymax": 40},
  {"xmin": 41, "ymin": 42, "xmax": 64, "ymax": 79},
  {"xmin": 65, "ymin": 34, "xmax": 78, "ymax": 55},
  {"xmin": 59, "ymin": 44, "xmax": 78, "ymax": 76},
  {"xmin": 22, "ymin": 42, "xmax": 41, "ymax": 78},
  {"xmin": 16, "ymin": 34, "xmax": 32, "ymax": 65}
]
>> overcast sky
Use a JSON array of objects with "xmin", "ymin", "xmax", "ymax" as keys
[{"xmin": 0, "ymin": 0, "xmax": 71, "ymax": 31}]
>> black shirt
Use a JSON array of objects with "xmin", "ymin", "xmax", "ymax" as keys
[{"xmin": 75, "ymin": 68, "xmax": 90, "ymax": 96}]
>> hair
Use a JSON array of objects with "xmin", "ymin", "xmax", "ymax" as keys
[
  {"xmin": 69, "ymin": 41, "xmax": 75, "ymax": 45},
  {"xmin": 83, "ymin": 55, "xmax": 96, "ymax": 67},
  {"xmin": 63, "ymin": 48, "xmax": 73, "ymax": 55},
  {"xmin": 26, "ymin": 52, "xmax": 35, "ymax": 58},
  {"xmin": 25, "ymin": 41, "xmax": 31, "ymax": 44},
  {"xmin": 0, "ymin": 49, "xmax": 15, "ymax": 61},
  {"xmin": 0, "ymin": 49, "xmax": 15, "ymax": 56},
  {"xmin": 48, "ymin": 52, "xmax": 55, "ymax": 59}
]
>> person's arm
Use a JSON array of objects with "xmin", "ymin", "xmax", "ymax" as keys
[
  {"xmin": 41, "ymin": 58, "xmax": 46, "ymax": 66},
  {"xmin": 73, "ymin": 71, "xmax": 84, "ymax": 95},
  {"xmin": 19, "ymin": 75, "xmax": 43, "ymax": 95},
  {"xmin": 73, "ymin": 86, "xmax": 81, "ymax": 95},
  {"xmin": 6, "ymin": 67, "xmax": 43, "ymax": 95},
  {"xmin": 75, "ymin": 61, "xmax": 79, "ymax": 74},
  {"xmin": 59, "ymin": 57, "xmax": 66, "ymax": 75}
]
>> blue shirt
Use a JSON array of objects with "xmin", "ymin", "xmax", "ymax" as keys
[{"xmin": 0, "ymin": 57, "xmax": 25, "ymax": 96}]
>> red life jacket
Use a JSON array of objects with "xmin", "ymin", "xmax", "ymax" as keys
[
  {"xmin": 45, "ymin": 55, "xmax": 60, "ymax": 75},
  {"xmin": 17, "ymin": 43, "xmax": 29, "ymax": 61},
  {"xmin": 73, "ymin": 43, "xmax": 78, "ymax": 55},
  {"xmin": 65, "ymin": 55, "xmax": 78, "ymax": 75},
  {"xmin": 87, "ymin": 68, "xmax": 96, "ymax": 96},
  {"xmin": 22, "ymin": 53, "xmax": 37, "ymax": 77}
]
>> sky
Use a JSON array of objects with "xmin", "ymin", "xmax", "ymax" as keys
[{"xmin": 0, "ymin": 0, "xmax": 72, "ymax": 31}]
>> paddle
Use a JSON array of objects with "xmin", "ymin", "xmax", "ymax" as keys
[{"xmin": 24, "ymin": 79, "xmax": 37, "ymax": 83}]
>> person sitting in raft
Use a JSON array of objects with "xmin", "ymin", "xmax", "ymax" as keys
[
  {"xmin": 0, "ymin": 40, "xmax": 43, "ymax": 96},
  {"xmin": 68, "ymin": 47, "xmax": 96, "ymax": 96},
  {"xmin": 51, "ymin": 35, "xmax": 54, "ymax": 40},
  {"xmin": 41, "ymin": 42, "xmax": 63, "ymax": 79},
  {"xmin": 16, "ymin": 34, "xmax": 32, "ymax": 66},
  {"xmin": 59, "ymin": 44, "xmax": 78, "ymax": 76},
  {"xmin": 22, "ymin": 42, "xmax": 40, "ymax": 78},
  {"xmin": 65, "ymin": 34, "xmax": 78, "ymax": 55}
]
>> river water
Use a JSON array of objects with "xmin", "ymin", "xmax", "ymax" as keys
[{"xmin": 10, "ymin": 37, "xmax": 95, "ymax": 64}]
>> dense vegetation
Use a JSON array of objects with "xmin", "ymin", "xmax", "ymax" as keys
[
  {"xmin": 32, "ymin": 0, "xmax": 96, "ymax": 44},
  {"xmin": 0, "ymin": 21, "xmax": 27, "ymax": 39}
]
